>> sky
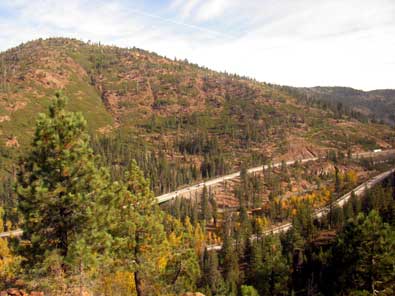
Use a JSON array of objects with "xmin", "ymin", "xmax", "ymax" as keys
[{"xmin": 0, "ymin": 0, "xmax": 394, "ymax": 90}]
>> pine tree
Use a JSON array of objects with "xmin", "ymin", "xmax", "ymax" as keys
[
  {"xmin": 293, "ymin": 201, "xmax": 315, "ymax": 241},
  {"xmin": 252, "ymin": 235, "xmax": 289, "ymax": 296},
  {"xmin": 202, "ymin": 249, "xmax": 225, "ymax": 295},
  {"xmin": 200, "ymin": 186, "xmax": 211, "ymax": 222},
  {"xmin": 351, "ymin": 190, "xmax": 361, "ymax": 214},
  {"xmin": 356, "ymin": 211, "xmax": 395, "ymax": 294},
  {"xmin": 331, "ymin": 211, "xmax": 395, "ymax": 294},
  {"xmin": 221, "ymin": 215, "xmax": 239, "ymax": 295},
  {"xmin": 162, "ymin": 215, "xmax": 201, "ymax": 295},
  {"xmin": 331, "ymin": 205, "xmax": 344, "ymax": 229},
  {"xmin": 16, "ymin": 94, "xmax": 110, "ymax": 274},
  {"xmin": 343, "ymin": 199, "xmax": 354, "ymax": 220},
  {"xmin": 335, "ymin": 166, "xmax": 341, "ymax": 194},
  {"xmin": 237, "ymin": 205, "xmax": 252, "ymax": 258},
  {"xmin": 107, "ymin": 160, "xmax": 167, "ymax": 296},
  {"xmin": 209, "ymin": 193, "xmax": 218, "ymax": 226},
  {"xmin": 191, "ymin": 194, "xmax": 199, "ymax": 225}
]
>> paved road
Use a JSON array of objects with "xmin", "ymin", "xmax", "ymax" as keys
[
  {"xmin": 1, "ymin": 149, "xmax": 394, "ymax": 239},
  {"xmin": 206, "ymin": 167, "xmax": 395, "ymax": 251},
  {"xmin": 157, "ymin": 149, "xmax": 395, "ymax": 204},
  {"xmin": 156, "ymin": 156, "xmax": 319, "ymax": 203}
]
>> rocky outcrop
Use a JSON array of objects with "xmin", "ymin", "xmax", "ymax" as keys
[{"xmin": 0, "ymin": 289, "xmax": 43, "ymax": 296}]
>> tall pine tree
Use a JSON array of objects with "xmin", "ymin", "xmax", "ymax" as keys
[
  {"xmin": 16, "ymin": 94, "xmax": 110, "ymax": 273},
  {"xmin": 106, "ymin": 160, "xmax": 167, "ymax": 296}
]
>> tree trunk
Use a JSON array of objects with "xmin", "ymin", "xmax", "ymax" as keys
[
  {"xmin": 134, "ymin": 232, "xmax": 144, "ymax": 296},
  {"xmin": 135, "ymin": 270, "xmax": 144, "ymax": 296}
]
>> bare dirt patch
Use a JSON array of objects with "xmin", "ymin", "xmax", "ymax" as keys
[
  {"xmin": 5, "ymin": 136, "xmax": 19, "ymax": 148},
  {"xmin": 97, "ymin": 124, "xmax": 114, "ymax": 134},
  {"xmin": 34, "ymin": 69, "xmax": 67, "ymax": 89},
  {"xmin": 0, "ymin": 115, "xmax": 10, "ymax": 122},
  {"xmin": 5, "ymin": 101, "xmax": 27, "ymax": 112}
]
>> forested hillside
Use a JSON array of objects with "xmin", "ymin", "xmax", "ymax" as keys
[
  {"xmin": 0, "ymin": 96, "xmax": 394, "ymax": 296},
  {"xmin": 287, "ymin": 86, "xmax": 395, "ymax": 126},
  {"xmin": 0, "ymin": 38, "xmax": 394, "ymax": 194},
  {"xmin": 0, "ymin": 38, "xmax": 394, "ymax": 296}
]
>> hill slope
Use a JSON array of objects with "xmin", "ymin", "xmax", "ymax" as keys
[
  {"xmin": 291, "ymin": 86, "xmax": 395, "ymax": 125},
  {"xmin": 0, "ymin": 38, "xmax": 394, "ymax": 177}
]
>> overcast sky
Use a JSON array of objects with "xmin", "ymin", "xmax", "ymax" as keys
[{"xmin": 0, "ymin": 0, "xmax": 394, "ymax": 90}]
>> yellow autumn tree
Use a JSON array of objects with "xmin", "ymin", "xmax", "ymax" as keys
[
  {"xmin": 160, "ymin": 215, "xmax": 201, "ymax": 295},
  {"xmin": 344, "ymin": 170, "xmax": 358, "ymax": 188},
  {"xmin": 0, "ymin": 207, "xmax": 21, "ymax": 289},
  {"xmin": 98, "ymin": 271, "xmax": 137, "ymax": 296}
]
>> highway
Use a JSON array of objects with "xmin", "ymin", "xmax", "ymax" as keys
[
  {"xmin": 1, "ymin": 149, "xmax": 394, "ymax": 239},
  {"xmin": 156, "ymin": 149, "xmax": 395, "ymax": 204},
  {"xmin": 206, "ymin": 167, "xmax": 395, "ymax": 251},
  {"xmin": 156, "ymin": 156, "xmax": 319, "ymax": 203}
]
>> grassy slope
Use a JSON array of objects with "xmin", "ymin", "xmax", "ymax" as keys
[{"xmin": 0, "ymin": 39, "xmax": 113, "ymax": 147}]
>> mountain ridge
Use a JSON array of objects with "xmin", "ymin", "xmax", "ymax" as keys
[
  {"xmin": 0, "ymin": 37, "xmax": 393, "ymax": 176},
  {"xmin": 291, "ymin": 86, "xmax": 395, "ymax": 125}
]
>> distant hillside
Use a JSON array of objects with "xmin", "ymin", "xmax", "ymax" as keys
[
  {"xmin": 290, "ymin": 86, "xmax": 395, "ymax": 125},
  {"xmin": 0, "ymin": 38, "xmax": 394, "ymax": 177}
]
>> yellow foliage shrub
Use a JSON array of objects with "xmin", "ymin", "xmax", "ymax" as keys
[
  {"xmin": 0, "ymin": 208, "xmax": 21, "ymax": 288},
  {"xmin": 98, "ymin": 271, "xmax": 137, "ymax": 296}
]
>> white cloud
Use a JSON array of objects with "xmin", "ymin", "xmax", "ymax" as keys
[
  {"xmin": 166, "ymin": 0, "xmax": 395, "ymax": 90},
  {"xmin": 194, "ymin": 0, "xmax": 229, "ymax": 21},
  {"xmin": 0, "ymin": 0, "xmax": 394, "ymax": 90},
  {"xmin": 178, "ymin": 0, "xmax": 202, "ymax": 18}
]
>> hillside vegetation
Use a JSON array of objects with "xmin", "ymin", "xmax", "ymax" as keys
[
  {"xmin": 0, "ymin": 97, "xmax": 394, "ymax": 295},
  {"xmin": 288, "ymin": 86, "xmax": 395, "ymax": 125},
  {"xmin": 0, "ymin": 38, "xmax": 394, "ymax": 191},
  {"xmin": 0, "ymin": 38, "xmax": 394, "ymax": 296}
]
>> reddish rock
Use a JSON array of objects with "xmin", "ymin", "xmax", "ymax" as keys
[
  {"xmin": 0, "ymin": 290, "xmax": 43, "ymax": 296},
  {"xmin": 7, "ymin": 289, "xmax": 21, "ymax": 296}
]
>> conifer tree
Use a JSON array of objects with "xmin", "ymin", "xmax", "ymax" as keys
[
  {"xmin": 350, "ymin": 190, "xmax": 361, "ymax": 214},
  {"xmin": 107, "ymin": 160, "xmax": 166, "ymax": 296},
  {"xmin": 355, "ymin": 211, "xmax": 395, "ymax": 294},
  {"xmin": 209, "ymin": 193, "xmax": 218, "ymax": 226},
  {"xmin": 334, "ymin": 166, "xmax": 341, "ymax": 194},
  {"xmin": 331, "ymin": 211, "xmax": 395, "ymax": 294},
  {"xmin": 331, "ymin": 205, "xmax": 344, "ymax": 229},
  {"xmin": 202, "ymin": 249, "xmax": 225, "ymax": 295},
  {"xmin": 162, "ymin": 215, "xmax": 201, "ymax": 295},
  {"xmin": 237, "ymin": 205, "xmax": 252, "ymax": 258},
  {"xmin": 191, "ymin": 195, "xmax": 199, "ymax": 225},
  {"xmin": 16, "ymin": 94, "xmax": 110, "ymax": 273},
  {"xmin": 293, "ymin": 201, "xmax": 315, "ymax": 241},
  {"xmin": 343, "ymin": 199, "xmax": 354, "ymax": 220},
  {"xmin": 221, "ymin": 215, "xmax": 239, "ymax": 295},
  {"xmin": 200, "ymin": 186, "xmax": 211, "ymax": 222},
  {"xmin": 248, "ymin": 234, "xmax": 291, "ymax": 295}
]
